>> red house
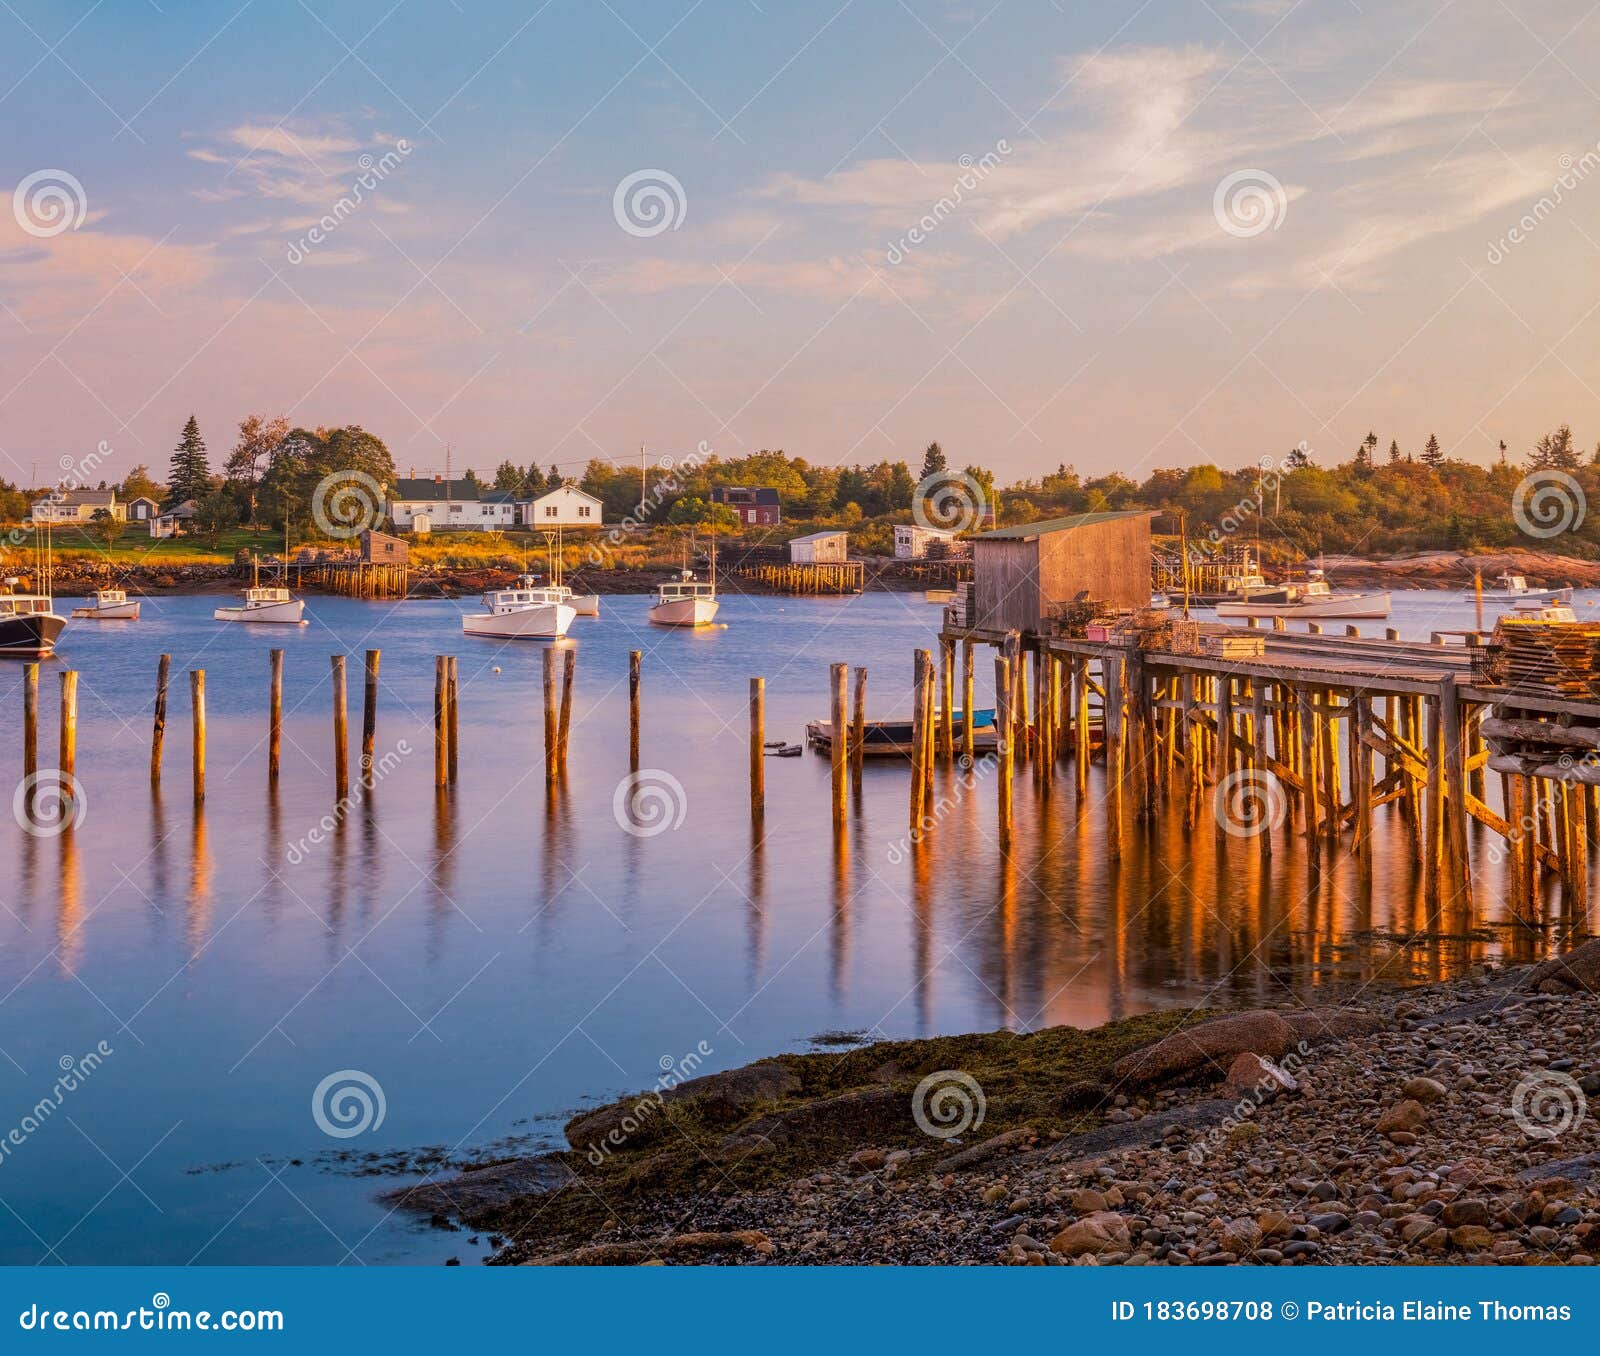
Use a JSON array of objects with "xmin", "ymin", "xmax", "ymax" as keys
[{"xmin": 711, "ymin": 485, "xmax": 781, "ymax": 526}]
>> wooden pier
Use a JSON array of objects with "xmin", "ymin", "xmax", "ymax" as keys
[{"xmin": 938, "ymin": 616, "xmax": 1600, "ymax": 927}]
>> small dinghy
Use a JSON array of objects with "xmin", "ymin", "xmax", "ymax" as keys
[{"xmin": 805, "ymin": 708, "xmax": 999, "ymax": 758}]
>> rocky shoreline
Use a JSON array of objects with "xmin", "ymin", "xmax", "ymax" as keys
[{"xmin": 396, "ymin": 941, "xmax": 1600, "ymax": 1266}]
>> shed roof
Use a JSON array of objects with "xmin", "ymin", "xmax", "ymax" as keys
[
  {"xmin": 975, "ymin": 510, "xmax": 1153, "ymax": 541},
  {"xmin": 789, "ymin": 529, "xmax": 847, "ymax": 543},
  {"xmin": 393, "ymin": 477, "xmax": 479, "ymax": 500}
]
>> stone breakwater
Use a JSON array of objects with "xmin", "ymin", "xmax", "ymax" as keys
[{"xmin": 410, "ymin": 941, "xmax": 1600, "ymax": 1266}]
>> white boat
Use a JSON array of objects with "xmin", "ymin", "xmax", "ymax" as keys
[
  {"xmin": 552, "ymin": 586, "xmax": 600, "ymax": 617},
  {"xmin": 1509, "ymin": 599, "xmax": 1577, "ymax": 623},
  {"xmin": 1481, "ymin": 572, "xmax": 1571, "ymax": 605},
  {"xmin": 648, "ymin": 573, "xmax": 719, "ymax": 628},
  {"xmin": 1215, "ymin": 569, "xmax": 1390, "ymax": 620},
  {"xmin": 462, "ymin": 577, "xmax": 575, "ymax": 640},
  {"xmin": 71, "ymin": 587, "xmax": 140, "ymax": 620},
  {"xmin": 214, "ymin": 586, "xmax": 306, "ymax": 625}
]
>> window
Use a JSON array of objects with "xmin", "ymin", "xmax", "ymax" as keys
[
  {"xmin": 545, "ymin": 505, "xmax": 557, "ymax": 517},
  {"xmin": 578, "ymin": 505, "xmax": 591, "ymax": 517}
]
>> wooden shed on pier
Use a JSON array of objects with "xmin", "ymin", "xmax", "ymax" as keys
[{"xmin": 971, "ymin": 510, "xmax": 1153, "ymax": 635}]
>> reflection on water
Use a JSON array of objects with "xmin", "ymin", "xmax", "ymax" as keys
[{"xmin": 0, "ymin": 589, "xmax": 1588, "ymax": 1264}]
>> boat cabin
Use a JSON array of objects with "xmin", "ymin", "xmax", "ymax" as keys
[
  {"xmin": 246, "ymin": 587, "xmax": 293, "ymax": 605},
  {"xmin": 0, "ymin": 594, "xmax": 52, "ymax": 615},
  {"xmin": 656, "ymin": 577, "xmax": 715, "ymax": 601},
  {"xmin": 482, "ymin": 583, "xmax": 562, "ymax": 613}
]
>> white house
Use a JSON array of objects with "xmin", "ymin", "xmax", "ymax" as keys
[
  {"xmin": 149, "ymin": 500, "xmax": 197, "ymax": 538},
  {"xmin": 788, "ymin": 530, "xmax": 849, "ymax": 564},
  {"xmin": 388, "ymin": 477, "xmax": 518, "ymax": 532},
  {"xmin": 521, "ymin": 485, "xmax": 603, "ymax": 528},
  {"xmin": 894, "ymin": 523, "xmax": 959, "ymax": 559}
]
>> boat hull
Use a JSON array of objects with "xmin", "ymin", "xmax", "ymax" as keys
[
  {"xmin": 648, "ymin": 597, "xmax": 719, "ymax": 627},
  {"xmin": 214, "ymin": 600, "xmax": 307, "ymax": 624},
  {"xmin": 1216, "ymin": 591, "xmax": 1390, "ymax": 620},
  {"xmin": 71, "ymin": 602, "xmax": 140, "ymax": 620},
  {"xmin": 1484, "ymin": 587, "xmax": 1572, "ymax": 604},
  {"xmin": 462, "ymin": 603, "xmax": 575, "ymax": 640},
  {"xmin": 0, "ymin": 612, "xmax": 66, "ymax": 657},
  {"xmin": 568, "ymin": 593, "xmax": 600, "ymax": 617}
]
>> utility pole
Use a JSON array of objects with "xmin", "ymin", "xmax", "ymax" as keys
[{"xmin": 639, "ymin": 444, "xmax": 646, "ymax": 517}]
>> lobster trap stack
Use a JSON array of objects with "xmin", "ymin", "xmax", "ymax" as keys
[{"xmin": 1481, "ymin": 618, "xmax": 1600, "ymax": 699}]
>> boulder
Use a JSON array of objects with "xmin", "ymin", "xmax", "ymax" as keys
[
  {"xmin": 1525, "ymin": 939, "xmax": 1600, "ymax": 994},
  {"xmin": 1050, "ymin": 1211, "xmax": 1132, "ymax": 1256},
  {"xmin": 1376, "ymin": 1099, "xmax": 1428, "ymax": 1139},
  {"xmin": 1110, "ymin": 1011, "xmax": 1296, "ymax": 1089},
  {"xmin": 1281, "ymin": 1009, "xmax": 1386, "ymax": 1045},
  {"xmin": 1222, "ymin": 1052, "xmax": 1300, "ymax": 1099},
  {"xmin": 1401, "ymin": 1076, "xmax": 1449, "ymax": 1104}
]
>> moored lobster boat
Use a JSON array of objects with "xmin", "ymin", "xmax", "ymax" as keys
[
  {"xmin": 1215, "ymin": 569, "xmax": 1389, "ymax": 620},
  {"xmin": 462, "ymin": 577, "xmax": 575, "ymax": 640},
  {"xmin": 0, "ymin": 586, "xmax": 66, "ymax": 657},
  {"xmin": 215, "ymin": 586, "xmax": 306, "ymax": 624},
  {"xmin": 71, "ymin": 587, "xmax": 140, "ymax": 620}
]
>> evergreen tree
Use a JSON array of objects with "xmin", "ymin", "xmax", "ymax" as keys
[
  {"xmin": 1286, "ymin": 443, "xmax": 1311, "ymax": 469},
  {"xmin": 1421, "ymin": 433, "xmax": 1444, "ymax": 467},
  {"xmin": 167, "ymin": 415, "xmax": 211, "ymax": 505},
  {"xmin": 1388, "ymin": 439, "xmax": 1401, "ymax": 465},
  {"xmin": 1528, "ymin": 424, "xmax": 1579, "ymax": 470},
  {"xmin": 493, "ymin": 460, "xmax": 523, "ymax": 493},
  {"xmin": 1354, "ymin": 431, "xmax": 1377, "ymax": 472},
  {"xmin": 918, "ymin": 441, "xmax": 947, "ymax": 483}
]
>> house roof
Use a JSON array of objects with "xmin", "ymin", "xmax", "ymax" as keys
[
  {"xmin": 711, "ymin": 485, "xmax": 781, "ymax": 505},
  {"xmin": 33, "ymin": 489, "xmax": 115, "ymax": 506},
  {"xmin": 530, "ymin": 485, "xmax": 601, "ymax": 504},
  {"xmin": 482, "ymin": 490, "xmax": 518, "ymax": 504},
  {"xmin": 789, "ymin": 530, "xmax": 847, "ymax": 543},
  {"xmin": 976, "ymin": 510, "xmax": 1153, "ymax": 541},
  {"xmin": 897, "ymin": 522, "xmax": 957, "ymax": 536},
  {"xmin": 393, "ymin": 478, "xmax": 480, "ymax": 500}
]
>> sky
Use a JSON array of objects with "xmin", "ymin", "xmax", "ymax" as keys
[{"xmin": 1, "ymin": 0, "xmax": 1598, "ymax": 489}]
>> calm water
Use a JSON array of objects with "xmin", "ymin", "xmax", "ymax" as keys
[{"xmin": 0, "ymin": 586, "xmax": 1587, "ymax": 1265}]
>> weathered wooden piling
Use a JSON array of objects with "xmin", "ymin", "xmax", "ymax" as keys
[
  {"xmin": 628, "ymin": 650, "xmax": 642, "ymax": 770},
  {"xmin": 830, "ymin": 662, "xmax": 848, "ymax": 826},
  {"xmin": 910, "ymin": 651, "xmax": 928, "ymax": 832},
  {"xmin": 850, "ymin": 667, "xmax": 866, "ymax": 796},
  {"xmin": 961, "ymin": 641, "xmax": 975, "ymax": 760},
  {"xmin": 58, "ymin": 670, "xmax": 78, "ymax": 789},
  {"xmin": 189, "ymin": 669, "xmax": 205, "ymax": 803},
  {"xmin": 994, "ymin": 655, "xmax": 1014, "ymax": 846},
  {"xmin": 150, "ymin": 654, "xmax": 169, "ymax": 785},
  {"xmin": 23, "ymin": 662, "xmax": 38, "ymax": 788},
  {"xmin": 557, "ymin": 648, "xmax": 575, "ymax": 774},
  {"xmin": 447, "ymin": 656, "xmax": 460, "ymax": 785},
  {"xmin": 434, "ymin": 656, "xmax": 449, "ymax": 789},
  {"xmin": 750, "ymin": 677, "xmax": 765, "ymax": 819},
  {"xmin": 268, "ymin": 650, "xmax": 284, "ymax": 788},
  {"xmin": 542, "ymin": 649, "xmax": 557, "ymax": 784},
  {"xmin": 361, "ymin": 649, "xmax": 379, "ymax": 787},
  {"xmin": 331, "ymin": 655, "xmax": 350, "ymax": 801},
  {"xmin": 939, "ymin": 637, "xmax": 955, "ymax": 763}
]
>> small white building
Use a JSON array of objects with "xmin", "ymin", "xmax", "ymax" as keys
[
  {"xmin": 32, "ymin": 489, "xmax": 122, "ymax": 522},
  {"xmin": 788, "ymin": 530, "xmax": 849, "ymax": 564},
  {"xmin": 894, "ymin": 523, "xmax": 959, "ymax": 559},
  {"xmin": 388, "ymin": 477, "xmax": 517, "ymax": 532},
  {"xmin": 521, "ymin": 485, "xmax": 603, "ymax": 528},
  {"xmin": 149, "ymin": 500, "xmax": 197, "ymax": 538}
]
